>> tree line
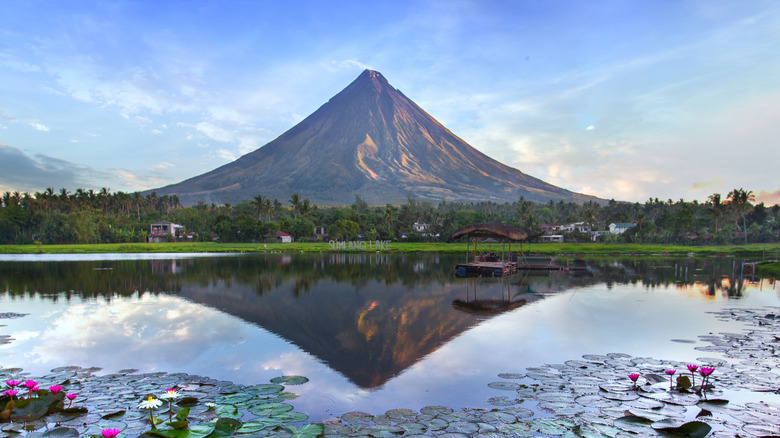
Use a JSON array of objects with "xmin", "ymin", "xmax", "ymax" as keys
[{"xmin": 0, "ymin": 187, "xmax": 778, "ymax": 245}]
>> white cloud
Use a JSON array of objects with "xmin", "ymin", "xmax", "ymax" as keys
[
  {"xmin": 324, "ymin": 59, "xmax": 373, "ymax": 72},
  {"xmin": 29, "ymin": 122, "xmax": 50, "ymax": 132},
  {"xmin": 216, "ymin": 149, "xmax": 236, "ymax": 161}
]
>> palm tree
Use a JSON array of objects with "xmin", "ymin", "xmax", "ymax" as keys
[
  {"xmin": 707, "ymin": 193, "xmax": 723, "ymax": 233},
  {"xmin": 727, "ymin": 188, "xmax": 755, "ymax": 243},
  {"xmin": 253, "ymin": 195, "xmax": 266, "ymax": 220},
  {"xmin": 289, "ymin": 193, "xmax": 301, "ymax": 218}
]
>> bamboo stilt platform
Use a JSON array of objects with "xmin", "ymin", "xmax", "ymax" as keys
[{"xmin": 455, "ymin": 261, "xmax": 517, "ymax": 277}]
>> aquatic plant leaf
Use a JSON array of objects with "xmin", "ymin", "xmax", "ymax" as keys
[
  {"xmin": 216, "ymin": 393, "xmax": 253, "ymax": 404},
  {"xmin": 269, "ymin": 376, "xmax": 309, "ymax": 385},
  {"xmin": 501, "ymin": 406, "xmax": 534, "ymax": 419},
  {"xmin": 653, "ymin": 420, "xmax": 711, "ymax": 437},
  {"xmin": 10, "ymin": 398, "xmax": 49, "ymax": 422},
  {"xmin": 205, "ymin": 417, "xmax": 243, "ymax": 438},
  {"xmin": 385, "ymin": 408, "xmax": 416, "ymax": 421},
  {"xmin": 420, "ymin": 405, "xmax": 453, "ymax": 415},
  {"xmin": 41, "ymin": 428, "xmax": 79, "ymax": 438},
  {"xmin": 530, "ymin": 418, "xmax": 576, "ymax": 435},
  {"xmin": 366, "ymin": 424, "xmax": 405, "ymax": 437},
  {"xmin": 497, "ymin": 373, "xmax": 525, "ymax": 379},
  {"xmin": 245, "ymin": 384, "xmax": 284, "ymax": 396},
  {"xmin": 445, "ymin": 422, "xmax": 479, "ymax": 434},
  {"xmin": 101, "ymin": 410, "xmax": 126, "ymax": 419},
  {"xmin": 247, "ymin": 402, "xmax": 293, "ymax": 417},
  {"xmin": 235, "ymin": 422, "xmax": 266, "ymax": 435},
  {"xmin": 177, "ymin": 397, "xmax": 200, "ymax": 407},
  {"xmin": 613, "ymin": 416, "xmax": 652, "ymax": 434},
  {"xmin": 294, "ymin": 424, "xmax": 324, "ymax": 438},
  {"xmin": 273, "ymin": 411, "xmax": 308, "ymax": 423},
  {"xmin": 486, "ymin": 396, "xmax": 517, "ymax": 406},
  {"xmin": 340, "ymin": 411, "xmax": 373, "ymax": 422},
  {"xmin": 487, "ymin": 381, "xmax": 521, "ymax": 391}
]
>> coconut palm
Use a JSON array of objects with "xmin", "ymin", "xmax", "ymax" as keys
[
  {"xmin": 727, "ymin": 188, "xmax": 755, "ymax": 244},
  {"xmin": 707, "ymin": 193, "xmax": 723, "ymax": 233}
]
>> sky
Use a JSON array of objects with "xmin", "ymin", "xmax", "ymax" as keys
[{"xmin": 1, "ymin": 0, "xmax": 779, "ymax": 205}]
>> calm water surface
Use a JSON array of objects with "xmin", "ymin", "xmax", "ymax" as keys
[{"xmin": 1, "ymin": 253, "xmax": 778, "ymax": 421}]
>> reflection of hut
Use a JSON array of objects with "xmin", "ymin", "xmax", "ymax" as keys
[{"xmin": 452, "ymin": 222, "xmax": 528, "ymax": 277}]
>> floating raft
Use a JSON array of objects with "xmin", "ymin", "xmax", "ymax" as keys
[{"xmin": 455, "ymin": 261, "xmax": 518, "ymax": 277}]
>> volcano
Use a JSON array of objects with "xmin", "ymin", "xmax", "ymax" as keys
[{"xmin": 153, "ymin": 70, "xmax": 598, "ymax": 206}]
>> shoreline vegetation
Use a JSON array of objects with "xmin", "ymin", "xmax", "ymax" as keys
[{"xmin": 1, "ymin": 241, "xmax": 780, "ymax": 258}]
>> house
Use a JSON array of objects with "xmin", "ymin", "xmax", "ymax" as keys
[
  {"xmin": 560, "ymin": 222, "xmax": 590, "ymax": 234},
  {"xmin": 148, "ymin": 221, "xmax": 184, "ymax": 243},
  {"xmin": 540, "ymin": 234, "xmax": 565, "ymax": 243},
  {"xmin": 609, "ymin": 223, "xmax": 636, "ymax": 235},
  {"xmin": 540, "ymin": 224, "xmax": 560, "ymax": 235},
  {"xmin": 412, "ymin": 222, "xmax": 430, "ymax": 233},
  {"xmin": 265, "ymin": 231, "xmax": 293, "ymax": 243}
]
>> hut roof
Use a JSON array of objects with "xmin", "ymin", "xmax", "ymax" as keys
[{"xmin": 451, "ymin": 221, "xmax": 528, "ymax": 241}]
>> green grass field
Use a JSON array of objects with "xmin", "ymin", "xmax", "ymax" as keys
[{"xmin": 2, "ymin": 241, "xmax": 779, "ymax": 257}]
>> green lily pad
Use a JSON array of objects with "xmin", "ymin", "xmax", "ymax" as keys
[
  {"xmin": 216, "ymin": 393, "xmax": 253, "ymax": 404},
  {"xmin": 487, "ymin": 381, "xmax": 521, "ymax": 391},
  {"xmin": 269, "ymin": 376, "xmax": 309, "ymax": 386},
  {"xmin": 613, "ymin": 416, "xmax": 652, "ymax": 434},
  {"xmin": 340, "ymin": 411, "xmax": 374, "ymax": 422},
  {"xmin": 245, "ymin": 384, "xmax": 285, "ymax": 396},
  {"xmin": 205, "ymin": 417, "xmax": 243, "ymax": 438},
  {"xmin": 247, "ymin": 402, "xmax": 293, "ymax": 417},
  {"xmin": 654, "ymin": 420, "xmax": 711, "ymax": 437},
  {"xmin": 273, "ymin": 411, "xmax": 309, "ymax": 423},
  {"xmin": 10, "ymin": 398, "xmax": 49, "ymax": 422},
  {"xmin": 41, "ymin": 428, "xmax": 79, "ymax": 438}
]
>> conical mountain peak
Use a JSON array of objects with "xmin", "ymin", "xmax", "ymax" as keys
[{"xmin": 152, "ymin": 71, "xmax": 599, "ymax": 206}]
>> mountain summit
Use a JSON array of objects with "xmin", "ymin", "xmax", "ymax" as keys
[{"xmin": 154, "ymin": 70, "xmax": 598, "ymax": 205}]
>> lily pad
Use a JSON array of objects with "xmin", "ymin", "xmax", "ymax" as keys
[
  {"xmin": 654, "ymin": 420, "xmax": 711, "ymax": 437},
  {"xmin": 487, "ymin": 381, "xmax": 521, "ymax": 391},
  {"xmin": 269, "ymin": 376, "xmax": 309, "ymax": 386},
  {"xmin": 245, "ymin": 384, "xmax": 284, "ymax": 396},
  {"xmin": 248, "ymin": 402, "xmax": 294, "ymax": 417},
  {"xmin": 215, "ymin": 393, "xmax": 254, "ymax": 404},
  {"xmin": 340, "ymin": 411, "xmax": 374, "ymax": 423}
]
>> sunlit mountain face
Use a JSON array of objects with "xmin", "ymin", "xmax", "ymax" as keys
[{"xmin": 151, "ymin": 70, "xmax": 600, "ymax": 206}]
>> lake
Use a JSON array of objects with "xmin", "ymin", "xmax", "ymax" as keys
[{"xmin": 1, "ymin": 252, "xmax": 778, "ymax": 423}]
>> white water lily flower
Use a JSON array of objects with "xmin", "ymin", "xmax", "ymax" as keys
[
  {"xmin": 160, "ymin": 388, "xmax": 180, "ymax": 399},
  {"xmin": 139, "ymin": 396, "xmax": 163, "ymax": 410}
]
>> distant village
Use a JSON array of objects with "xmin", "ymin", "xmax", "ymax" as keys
[{"xmin": 2, "ymin": 188, "xmax": 776, "ymax": 246}]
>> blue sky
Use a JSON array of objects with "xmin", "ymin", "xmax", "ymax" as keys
[{"xmin": 1, "ymin": 0, "xmax": 778, "ymax": 204}]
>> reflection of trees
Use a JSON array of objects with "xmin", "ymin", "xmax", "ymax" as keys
[{"xmin": 0, "ymin": 254, "xmax": 762, "ymax": 302}]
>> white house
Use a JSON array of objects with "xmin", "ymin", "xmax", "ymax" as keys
[
  {"xmin": 560, "ymin": 222, "xmax": 590, "ymax": 233},
  {"xmin": 609, "ymin": 223, "xmax": 636, "ymax": 235},
  {"xmin": 412, "ymin": 222, "xmax": 430, "ymax": 233},
  {"xmin": 148, "ymin": 221, "xmax": 184, "ymax": 243}
]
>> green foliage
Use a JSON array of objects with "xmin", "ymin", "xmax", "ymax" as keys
[{"xmin": 1, "ymin": 187, "xmax": 779, "ymax": 246}]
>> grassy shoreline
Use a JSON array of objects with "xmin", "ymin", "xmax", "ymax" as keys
[{"xmin": 1, "ymin": 241, "xmax": 779, "ymax": 257}]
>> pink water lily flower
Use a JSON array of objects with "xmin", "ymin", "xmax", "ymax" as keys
[
  {"xmin": 23, "ymin": 380, "xmax": 37, "ymax": 389},
  {"xmin": 699, "ymin": 366, "xmax": 715, "ymax": 377},
  {"xmin": 49, "ymin": 385, "xmax": 63, "ymax": 394},
  {"xmin": 628, "ymin": 373, "xmax": 640, "ymax": 388},
  {"xmin": 687, "ymin": 364, "xmax": 699, "ymax": 386},
  {"xmin": 665, "ymin": 369, "xmax": 676, "ymax": 389},
  {"xmin": 3, "ymin": 389, "xmax": 19, "ymax": 397},
  {"xmin": 66, "ymin": 393, "xmax": 77, "ymax": 408},
  {"xmin": 6, "ymin": 380, "xmax": 21, "ymax": 388},
  {"xmin": 101, "ymin": 428, "xmax": 121, "ymax": 438}
]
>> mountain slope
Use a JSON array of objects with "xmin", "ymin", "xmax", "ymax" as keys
[{"xmin": 153, "ymin": 70, "xmax": 599, "ymax": 206}]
